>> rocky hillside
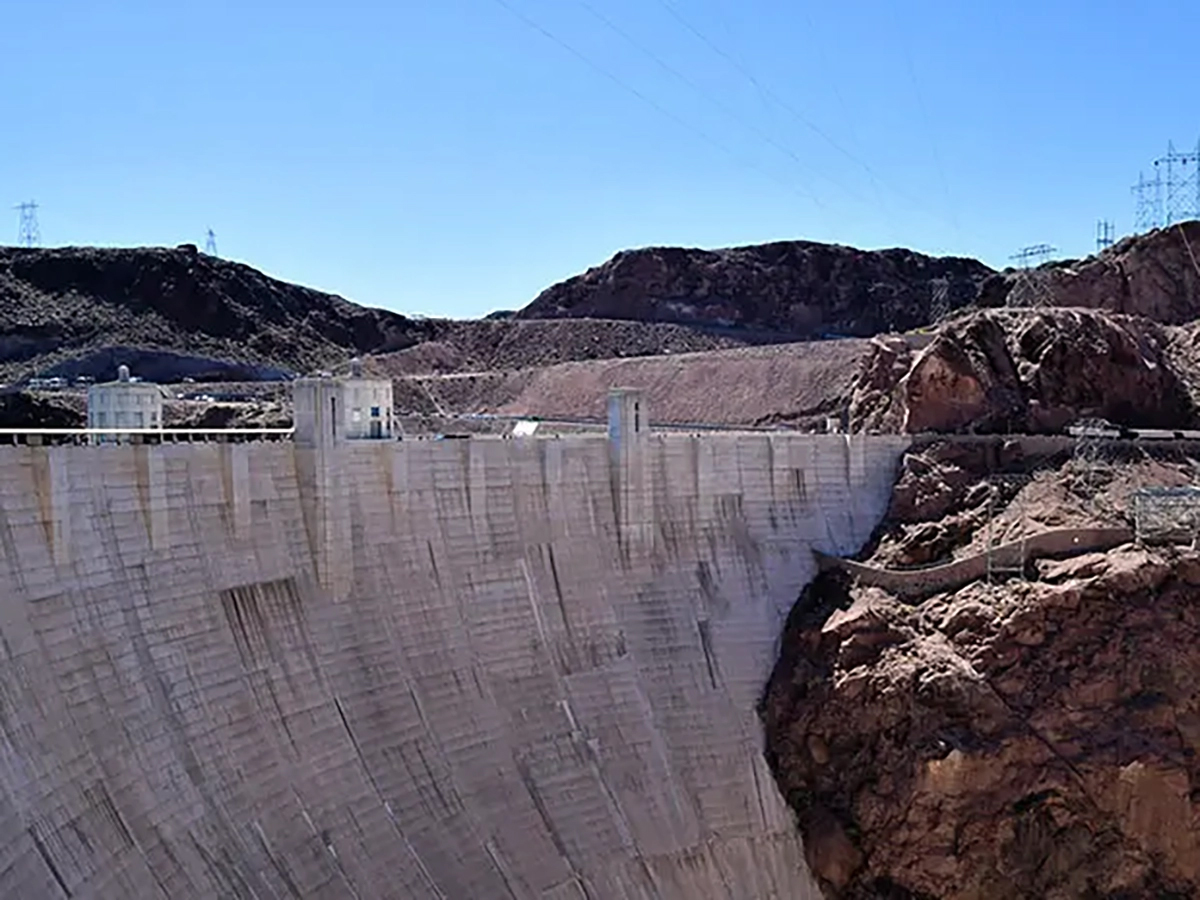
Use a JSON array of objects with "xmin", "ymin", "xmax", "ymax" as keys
[
  {"xmin": 983, "ymin": 220, "xmax": 1200, "ymax": 323},
  {"xmin": 0, "ymin": 244, "xmax": 850, "ymax": 385},
  {"xmin": 517, "ymin": 241, "xmax": 993, "ymax": 337},
  {"xmin": 0, "ymin": 245, "xmax": 437, "ymax": 382},
  {"xmin": 763, "ymin": 441, "xmax": 1200, "ymax": 899},
  {"xmin": 848, "ymin": 307, "xmax": 1199, "ymax": 434}
]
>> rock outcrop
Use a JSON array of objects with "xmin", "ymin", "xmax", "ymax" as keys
[
  {"xmin": 984, "ymin": 220, "xmax": 1200, "ymax": 324},
  {"xmin": 848, "ymin": 308, "xmax": 1196, "ymax": 434},
  {"xmin": 517, "ymin": 241, "xmax": 993, "ymax": 337},
  {"xmin": 763, "ymin": 446, "xmax": 1200, "ymax": 899},
  {"xmin": 765, "ymin": 549, "xmax": 1200, "ymax": 899}
]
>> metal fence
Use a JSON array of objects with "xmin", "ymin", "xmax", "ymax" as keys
[{"xmin": 1133, "ymin": 486, "xmax": 1200, "ymax": 545}]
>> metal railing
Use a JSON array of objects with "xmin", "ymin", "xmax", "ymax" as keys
[{"xmin": 0, "ymin": 428, "xmax": 295, "ymax": 446}]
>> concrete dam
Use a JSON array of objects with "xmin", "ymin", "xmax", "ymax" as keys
[{"xmin": 0, "ymin": 386, "xmax": 909, "ymax": 899}]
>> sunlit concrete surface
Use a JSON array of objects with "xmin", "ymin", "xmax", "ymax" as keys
[{"xmin": 0, "ymin": 429, "xmax": 907, "ymax": 898}]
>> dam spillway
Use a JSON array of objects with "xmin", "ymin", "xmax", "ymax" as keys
[{"xmin": 0, "ymin": 418, "xmax": 908, "ymax": 898}]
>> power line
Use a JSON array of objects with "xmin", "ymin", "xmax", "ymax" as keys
[
  {"xmin": 488, "ymin": 0, "xmax": 830, "ymax": 216},
  {"xmin": 794, "ymin": 5, "xmax": 896, "ymax": 231},
  {"xmin": 1010, "ymin": 243, "xmax": 1056, "ymax": 269},
  {"xmin": 571, "ymin": 0, "xmax": 837, "ymax": 205},
  {"xmin": 899, "ymin": 36, "xmax": 959, "ymax": 236},
  {"xmin": 653, "ymin": 0, "xmax": 971, "ymax": 236},
  {"xmin": 15, "ymin": 201, "xmax": 40, "ymax": 248}
]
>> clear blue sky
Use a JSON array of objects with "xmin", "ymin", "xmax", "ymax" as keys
[{"xmin": 1, "ymin": 0, "xmax": 1194, "ymax": 318}]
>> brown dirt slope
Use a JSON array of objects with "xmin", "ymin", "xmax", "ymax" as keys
[
  {"xmin": 763, "ymin": 440, "xmax": 1200, "ymax": 899},
  {"xmin": 399, "ymin": 339, "xmax": 875, "ymax": 427},
  {"xmin": 517, "ymin": 241, "xmax": 993, "ymax": 337},
  {"xmin": 372, "ymin": 317, "xmax": 791, "ymax": 376}
]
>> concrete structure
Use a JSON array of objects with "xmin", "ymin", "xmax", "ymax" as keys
[
  {"xmin": 86, "ymin": 365, "xmax": 166, "ymax": 443},
  {"xmin": 817, "ymin": 526, "xmax": 1134, "ymax": 598},
  {"xmin": 293, "ymin": 361, "xmax": 395, "ymax": 447},
  {"xmin": 0, "ymin": 416, "xmax": 909, "ymax": 898}
]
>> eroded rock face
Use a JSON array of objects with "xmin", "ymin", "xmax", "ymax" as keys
[
  {"xmin": 763, "ymin": 547, "xmax": 1200, "ymax": 899},
  {"xmin": 517, "ymin": 241, "xmax": 992, "ymax": 338},
  {"xmin": 995, "ymin": 221, "xmax": 1200, "ymax": 324},
  {"xmin": 848, "ymin": 307, "xmax": 1195, "ymax": 434}
]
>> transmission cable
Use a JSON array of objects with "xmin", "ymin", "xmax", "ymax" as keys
[
  {"xmin": 572, "ymin": 0, "xmax": 864, "ymax": 207},
  {"xmin": 655, "ymin": 0, "xmax": 973, "ymax": 237},
  {"xmin": 488, "ymin": 0, "xmax": 831, "ymax": 217}
]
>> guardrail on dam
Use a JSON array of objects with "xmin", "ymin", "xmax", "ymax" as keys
[{"xmin": 0, "ymin": 390, "xmax": 910, "ymax": 899}]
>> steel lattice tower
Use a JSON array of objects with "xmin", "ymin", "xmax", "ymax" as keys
[
  {"xmin": 1158, "ymin": 140, "xmax": 1200, "ymax": 226},
  {"xmin": 15, "ymin": 201, "xmax": 40, "ymax": 248},
  {"xmin": 929, "ymin": 277, "xmax": 950, "ymax": 322},
  {"xmin": 1132, "ymin": 170, "xmax": 1162, "ymax": 232},
  {"xmin": 204, "ymin": 228, "xmax": 218, "ymax": 257},
  {"xmin": 1132, "ymin": 139, "xmax": 1200, "ymax": 231},
  {"xmin": 1007, "ymin": 244, "xmax": 1058, "ymax": 308},
  {"xmin": 1010, "ymin": 244, "xmax": 1056, "ymax": 269},
  {"xmin": 1096, "ymin": 219, "xmax": 1115, "ymax": 252}
]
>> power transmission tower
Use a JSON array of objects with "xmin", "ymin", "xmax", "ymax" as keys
[
  {"xmin": 1006, "ymin": 244, "xmax": 1058, "ymax": 308},
  {"xmin": 929, "ymin": 277, "xmax": 950, "ymax": 322},
  {"xmin": 204, "ymin": 228, "xmax": 218, "ymax": 257},
  {"xmin": 1157, "ymin": 140, "xmax": 1200, "ymax": 227},
  {"xmin": 15, "ymin": 201, "xmax": 40, "ymax": 248},
  {"xmin": 1132, "ymin": 169, "xmax": 1162, "ymax": 232},
  {"xmin": 1131, "ymin": 139, "xmax": 1200, "ymax": 232},
  {"xmin": 1010, "ymin": 244, "xmax": 1056, "ymax": 269},
  {"xmin": 1096, "ymin": 219, "xmax": 1115, "ymax": 252}
]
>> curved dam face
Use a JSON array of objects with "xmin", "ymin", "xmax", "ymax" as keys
[{"xmin": 0, "ymin": 429, "xmax": 907, "ymax": 899}]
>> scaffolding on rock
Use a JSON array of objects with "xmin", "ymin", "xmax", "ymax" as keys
[
  {"xmin": 1069, "ymin": 418, "xmax": 1120, "ymax": 519},
  {"xmin": 984, "ymin": 473, "xmax": 1032, "ymax": 585},
  {"xmin": 1133, "ymin": 486, "xmax": 1200, "ymax": 547}
]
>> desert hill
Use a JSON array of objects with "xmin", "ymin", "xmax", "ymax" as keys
[
  {"xmin": 7, "ymin": 225, "xmax": 1200, "ymax": 436},
  {"xmin": 518, "ymin": 239, "xmax": 992, "ymax": 337}
]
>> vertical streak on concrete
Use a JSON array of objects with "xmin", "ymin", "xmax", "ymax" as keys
[
  {"xmin": 608, "ymin": 390, "xmax": 653, "ymax": 552},
  {"xmin": 221, "ymin": 444, "xmax": 251, "ymax": 541},
  {"xmin": 133, "ymin": 447, "xmax": 168, "ymax": 552},
  {"xmin": 468, "ymin": 441, "xmax": 487, "ymax": 526},
  {"xmin": 32, "ymin": 447, "xmax": 71, "ymax": 566},
  {"xmin": 293, "ymin": 445, "xmax": 320, "ymax": 586},
  {"xmin": 295, "ymin": 443, "xmax": 353, "ymax": 602}
]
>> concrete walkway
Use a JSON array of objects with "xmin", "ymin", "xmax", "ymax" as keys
[{"xmin": 815, "ymin": 526, "xmax": 1134, "ymax": 599}]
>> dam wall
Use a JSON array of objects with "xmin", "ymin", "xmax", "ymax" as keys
[{"xmin": 0, "ymin": 430, "xmax": 909, "ymax": 899}]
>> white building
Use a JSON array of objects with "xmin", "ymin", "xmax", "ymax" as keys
[
  {"xmin": 87, "ymin": 365, "xmax": 166, "ymax": 443},
  {"xmin": 292, "ymin": 359, "xmax": 395, "ymax": 447}
]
